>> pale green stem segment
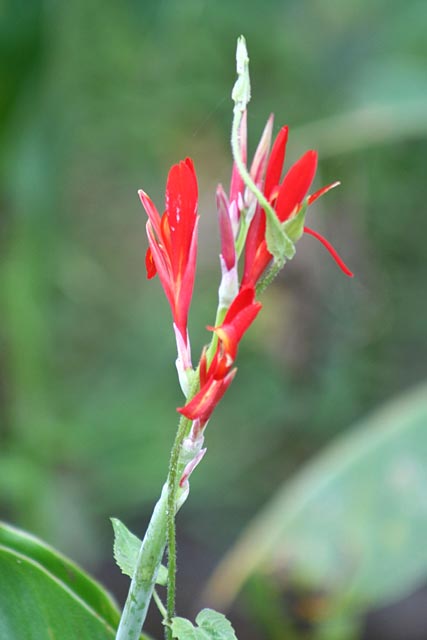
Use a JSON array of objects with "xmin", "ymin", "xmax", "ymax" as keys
[{"xmin": 115, "ymin": 483, "xmax": 169, "ymax": 640}]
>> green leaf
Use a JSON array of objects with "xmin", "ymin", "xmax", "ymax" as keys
[
  {"xmin": 0, "ymin": 522, "xmax": 125, "ymax": 639},
  {"xmin": 205, "ymin": 383, "xmax": 427, "ymax": 616},
  {"xmin": 171, "ymin": 609, "xmax": 238, "ymax": 640},
  {"xmin": 111, "ymin": 518, "xmax": 167, "ymax": 585},
  {"xmin": 0, "ymin": 522, "xmax": 119, "ymax": 628},
  {"xmin": 0, "ymin": 522, "xmax": 153, "ymax": 639},
  {"xmin": 111, "ymin": 517, "xmax": 141, "ymax": 579}
]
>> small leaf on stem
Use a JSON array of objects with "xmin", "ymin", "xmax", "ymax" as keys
[{"xmin": 171, "ymin": 608, "xmax": 238, "ymax": 639}]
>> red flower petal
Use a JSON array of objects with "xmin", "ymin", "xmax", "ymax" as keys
[
  {"xmin": 209, "ymin": 287, "xmax": 262, "ymax": 364},
  {"xmin": 177, "ymin": 369, "xmax": 237, "ymax": 423},
  {"xmin": 223, "ymin": 286, "xmax": 256, "ymax": 323},
  {"xmin": 276, "ymin": 150, "xmax": 318, "ymax": 221},
  {"xmin": 264, "ymin": 125, "xmax": 288, "ymax": 199},
  {"xmin": 166, "ymin": 160, "xmax": 198, "ymax": 273}
]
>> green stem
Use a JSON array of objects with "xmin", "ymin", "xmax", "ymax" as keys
[
  {"xmin": 153, "ymin": 589, "xmax": 167, "ymax": 620},
  {"xmin": 165, "ymin": 414, "xmax": 191, "ymax": 638},
  {"xmin": 256, "ymin": 262, "xmax": 282, "ymax": 296},
  {"xmin": 115, "ymin": 483, "xmax": 169, "ymax": 640}
]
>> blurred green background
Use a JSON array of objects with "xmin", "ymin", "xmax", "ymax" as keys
[{"xmin": 1, "ymin": 1, "xmax": 427, "ymax": 638}]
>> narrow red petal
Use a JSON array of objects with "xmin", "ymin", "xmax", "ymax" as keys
[
  {"xmin": 264, "ymin": 126, "xmax": 288, "ymax": 199},
  {"xmin": 217, "ymin": 185, "xmax": 235, "ymax": 271},
  {"xmin": 304, "ymin": 226, "xmax": 354, "ymax": 277},
  {"xmin": 249, "ymin": 114, "xmax": 274, "ymax": 189},
  {"xmin": 308, "ymin": 181, "xmax": 341, "ymax": 206},
  {"xmin": 139, "ymin": 189, "xmax": 162, "ymax": 237},
  {"xmin": 276, "ymin": 150, "xmax": 318, "ymax": 221}
]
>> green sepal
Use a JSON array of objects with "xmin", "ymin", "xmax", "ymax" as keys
[
  {"xmin": 265, "ymin": 212, "xmax": 295, "ymax": 267},
  {"xmin": 111, "ymin": 518, "xmax": 167, "ymax": 585},
  {"xmin": 282, "ymin": 201, "xmax": 308, "ymax": 244},
  {"xmin": 171, "ymin": 609, "xmax": 238, "ymax": 639}
]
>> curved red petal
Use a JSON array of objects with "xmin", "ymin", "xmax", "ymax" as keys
[
  {"xmin": 308, "ymin": 181, "xmax": 341, "ymax": 206},
  {"xmin": 304, "ymin": 226, "xmax": 354, "ymax": 277}
]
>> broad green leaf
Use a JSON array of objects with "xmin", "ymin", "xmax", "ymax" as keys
[
  {"xmin": 111, "ymin": 518, "xmax": 167, "ymax": 585},
  {"xmin": 171, "ymin": 609, "xmax": 238, "ymax": 640},
  {"xmin": 205, "ymin": 383, "xmax": 427, "ymax": 616},
  {"xmin": 0, "ymin": 522, "xmax": 150, "ymax": 639}
]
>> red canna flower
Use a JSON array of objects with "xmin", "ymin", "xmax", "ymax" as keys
[
  {"xmin": 139, "ymin": 158, "xmax": 199, "ymax": 382},
  {"xmin": 241, "ymin": 124, "xmax": 353, "ymax": 287},
  {"xmin": 178, "ymin": 287, "xmax": 261, "ymax": 425}
]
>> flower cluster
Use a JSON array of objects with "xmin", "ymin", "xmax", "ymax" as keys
[{"xmin": 139, "ymin": 110, "xmax": 352, "ymax": 487}]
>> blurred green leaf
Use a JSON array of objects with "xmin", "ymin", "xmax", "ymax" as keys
[{"xmin": 205, "ymin": 383, "xmax": 427, "ymax": 617}]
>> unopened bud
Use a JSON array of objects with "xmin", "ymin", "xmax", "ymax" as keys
[{"xmin": 232, "ymin": 36, "xmax": 251, "ymax": 111}]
